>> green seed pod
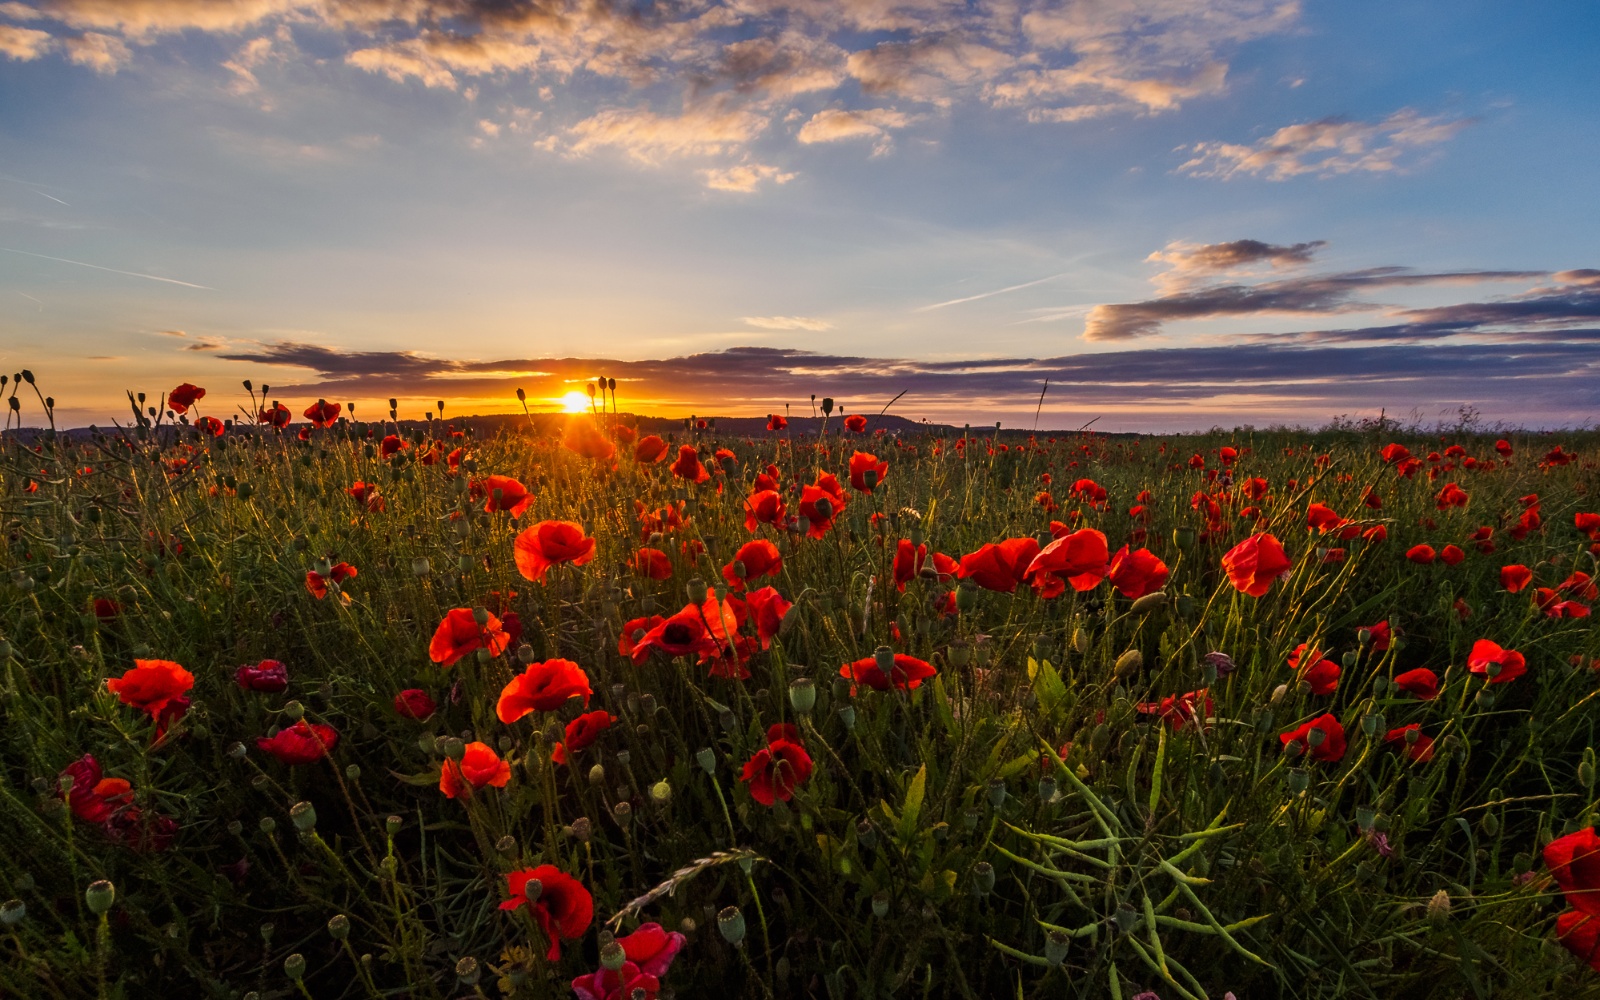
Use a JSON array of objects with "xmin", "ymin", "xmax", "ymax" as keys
[
  {"xmin": 85, "ymin": 880, "xmax": 115, "ymax": 915},
  {"xmin": 717, "ymin": 906, "xmax": 746, "ymax": 945},
  {"xmin": 0, "ymin": 899, "xmax": 24, "ymax": 926},
  {"xmin": 788, "ymin": 677, "xmax": 816, "ymax": 715},
  {"xmin": 972, "ymin": 862, "xmax": 995, "ymax": 896},
  {"xmin": 282, "ymin": 700, "xmax": 304, "ymax": 721},
  {"xmin": 1288, "ymin": 769, "xmax": 1310, "ymax": 794},
  {"xmin": 385, "ymin": 815, "xmax": 402, "ymax": 836},
  {"xmin": 456, "ymin": 957, "xmax": 480, "ymax": 985},
  {"xmin": 988, "ymin": 778, "xmax": 1008, "ymax": 809},
  {"xmin": 857, "ymin": 819, "xmax": 878, "ymax": 849},
  {"xmin": 650, "ymin": 780, "xmax": 672, "ymax": 806},
  {"xmin": 290, "ymin": 801, "xmax": 317, "ymax": 832},
  {"xmin": 837, "ymin": 705, "xmax": 856, "ymax": 731},
  {"xmin": 327, "ymin": 914, "xmax": 350, "ymax": 940},
  {"xmin": 259, "ymin": 817, "xmax": 277, "ymax": 834},
  {"xmin": 1582, "ymin": 749, "xmax": 1596, "ymax": 790},
  {"xmin": 1044, "ymin": 930, "xmax": 1069, "ymax": 966},
  {"xmin": 871, "ymin": 893, "xmax": 889, "ymax": 918},
  {"xmin": 283, "ymin": 953, "xmax": 306, "ymax": 981}
]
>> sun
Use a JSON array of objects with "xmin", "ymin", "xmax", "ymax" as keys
[{"xmin": 559, "ymin": 390, "xmax": 592, "ymax": 413}]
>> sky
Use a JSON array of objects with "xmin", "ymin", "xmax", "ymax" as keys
[{"xmin": 1, "ymin": 0, "xmax": 1598, "ymax": 431}]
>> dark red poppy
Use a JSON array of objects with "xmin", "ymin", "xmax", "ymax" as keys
[
  {"xmin": 500, "ymin": 866, "xmax": 594, "ymax": 960},
  {"xmin": 1288, "ymin": 643, "xmax": 1340, "ymax": 696},
  {"xmin": 616, "ymin": 922, "xmax": 686, "ymax": 978},
  {"xmin": 257, "ymin": 720, "xmax": 339, "ymax": 765},
  {"xmin": 1023, "ymin": 530, "xmax": 1108, "ymax": 595},
  {"xmin": 93, "ymin": 597, "xmax": 121, "ymax": 620},
  {"xmin": 723, "ymin": 539, "xmax": 781, "ymax": 591},
  {"xmin": 1380, "ymin": 443, "xmax": 1411, "ymax": 464},
  {"xmin": 551, "ymin": 710, "xmax": 615, "ymax": 766},
  {"xmin": 1557, "ymin": 911, "xmax": 1600, "ymax": 971},
  {"xmin": 258, "ymin": 402, "xmax": 291, "ymax": 428},
  {"xmin": 167, "ymin": 383, "xmax": 205, "ymax": 414},
  {"xmin": 843, "ymin": 414, "xmax": 868, "ymax": 433},
  {"xmin": 743, "ymin": 489, "xmax": 788, "ymax": 532},
  {"xmin": 1500, "ymin": 564, "xmax": 1533, "ymax": 593},
  {"xmin": 380, "ymin": 434, "xmax": 405, "ymax": 457},
  {"xmin": 1222, "ymin": 534, "xmax": 1292, "ymax": 598},
  {"xmin": 1383, "ymin": 725, "xmax": 1435, "ymax": 762},
  {"xmin": 394, "ymin": 688, "xmax": 437, "ymax": 720},
  {"xmin": 960, "ymin": 537, "xmax": 1041, "ymax": 593},
  {"xmin": 892, "ymin": 539, "xmax": 926, "ymax": 591},
  {"xmin": 740, "ymin": 739, "xmax": 813, "ymax": 806},
  {"xmin": 1546, "ymin": 828, "xmax": 1600, "ymax": 917},
  {"xmin": 840, "ymin": 653, "xmax": 936, "ymax": 693},
  {"xmin": 305, "ymin": 561, "xmax": 356, "ymax": 599},
  {"xmin": 563, "ymin": 418, "xmax": 616, "ymax": 461},
  {"xmin": 767, "ymin": 414, "xmax": 788, "ymax": 431},
  {"xmin": 107, "ymin": 660, "xmax": 194, "ymax": 735},
  {"xmin": 629, "ymin": 605, "xmax": 718, "ymax": 663},
  {"xmin": 1278, "ymin": 713, "xmax": 1346, "ymax": 762},
  {"xmin": 497, "ymin": 659, "xmax": 593, "ymax": 722},
  {"xmin": 634, "ymin": 435, "xmax": 668, "ymax": 463},
  {"xmin": 1306, "ymin": 503, "xmax": 1345, "ymax": 533},
  {"xmin": 744, "ymin": 586, "xmax": 791, "ymax": 649},
  {"xmin": 632, "ymin": 547, "xmax": 673, "ymax": 580},
  {"xmin": 796, "ymin": 484, "xmax": 840, "ymax": 538},
  {"xmin": 514, "ymin": 520, "xmax": 596, "ymax": 581},
  {"xmin": 304, "ymin": 399, "xmax": 341, "ymax": 428},
  {"xmin": 1406, "ymin": 544, "xmax": 1436, "ymax": 564},
  {"xmin": 347, "ymin": 481, "xmax": 385, "ymax": 512},
  {"xmin": 1467, "ymin": 639, "xmax": 1525, "ymax": 684},
  {"xmin": 428, "ymin": 607, "xmax": 511, "ymax": 667},
  {"xmin": 1439, "ymin": 544, "xmax": 1465, "ymax": 566},
  {"xmin": 670, "ymin": 445, "xmax": 709, "ymax": 484},
  {"xmin": 612, "ymin": 424, "xmax": 637, "ymax": 445},
  {"xmin": 1435, "ymin": 482, "xmax": 1469, "ymax": 510},
  {"xmin": 196, "ymin": 416, "xmax": 224, "ymax": 437},
  {"xmin": 1392, "ymin": 667, "xmax": 1438, "ymax": 700},
  {"xmin": 1108, "ymin": 545, "xmax": 1168, "ymax": 599},
  {"xmin": 235, "ymin": 659, "xmax": 288, "ymax": 693},
  {"xmin": 1136, "ymin": 689, "xmax": 1212, "ymax": 730},
  {"xmin": 1362, "ymin": 620, "xmax": 1392, "ymax": 651},
  {"xmin": 58, "ymin": 755, "xmax": 134, "ymax": 824},
  {"xmin": 618, "ymin": 615, "xmax": 664, "ymax": 656},
  {"xmin": 481, "ymin": 475, "xmax": 535, "ymax": 518},
  {"xmin": 848, "ymin": 451, "xmax": 887, "ymax": 492}
]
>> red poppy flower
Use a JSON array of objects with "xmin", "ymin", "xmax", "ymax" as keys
[
  {"xmin": 1306, "ymin": 503, "xmax": 1345, "ymax": 533},
  {"xmin": 1439, "ymin": 544, "xmax": 1465, "ymax": 566},
  {"xmin": 1363, "ymin": 524, "xmax": 1388, "ymax": 544},
  {"xmin": 744, "ymin": 586, "xmax": 791, "ymax": 649},
  {"xmin": 1467, "ymin": 639, "xmax": 1525, "ymax": 684},
  {"xmin": 618, "ymin": 615, "xmax": 664, "ymax": 656},
  {"xmin": 440, "ymin": 742, "xmax": 511, "ymax": 799},
  {"xmin": 839, "ymin": 653, "xmax": 936, "ymax": 693},
  {"xmin": 380, "ymin": 434, "xmax": 405, "ymax": 457},
  {"xmin": 167, "ymin": 383, "xmax": 205, "ymax": 414},
  {"xmin": 848, "ymin": 451, "xmax": 887, "ymax": 492},
  {"xmin": 347, "ymin": 481, "xmax": 385, "ymax": 512},
  {"xmin": 428, "ymin": 608, "xmax": 511, "ymax": 667},
  {"xmin": 1546, "ymin": 828, "xmax": 1600, "ymax": 917},
  {"xmin": 394, "ymin": 688, "xmax": 437, "ymax": 720},
  {"xmin": 1221, "ymin": 533, "xmax": 1293, "ymax": 598},
  {"xmin": 1135, "ymin": 689, "xmax": 1212, "ymax": 731},
  {"xmin": 616, "ymin": 922, "xmax": 686, "ymax": 978},
  {"xmin": 303, "ymin": 399, "xmax": 341, "ymax": 427},
  {"xmin": 1023, "ymin": 529, "xmax": 1108, "ymax": 596},
  {"xmin": 551, "ymin": 710, "xmax": 616, "ymax": 766},
  {"xmin": 107, "ymin": 660, "xmax": 194, "ymax": 733},
  {"xmin": 497, "ymin": 659, "xmax": 593, "ymax": 723},
  {"xmin": 1364, "ymin": 620, "xmax": 1392, "ymax": 651},
  {"xmin": 514, "ymin": 520, "xmax": 597, "ymax": 581},
  {"xmin": 628, "ymin": 547, "xmax": 672, "ymax": 580},
  {"xmin": 93, "ymin": 597, "xmax": 121, "ymax": 620},
  {"xmin": 670, "ymin": 445, "xmax": 709, "ymax": 484},
  {"xmin": 629, "ymin": 605, "xmax": 717, "ymax": 663},
  {"xmin": 797, "ymin": 479, "xmax": 846, "ymax": 538},
  {"xmin": 960, "ymin": 537, "xmax": 1041, "ymax": 593},
  {"xmin": 723, "ymin": 539, "xmax": 781, "ymax": 591},
  {"xmin": 480, "ymin": 475, "xmax": 535, "ymax": 518},
  {"xmin": 258, "ymin": 402, "xmax": 291, "ymax": 428},
  {"xmin": 1383, "ymin": 725, "xmax": 1435, "ymax": 762},
  {"xmin": 1500, "ymin": 564, "xmax": 1533, "ymax": 593},
  {"xmin": 235, "ymin": 659, "xmax": 288, "ymax": 693},
  {"xmin": 1561, "ymin": 571, "xmax": 1599, "ymax": 601},
  {"xmin": 1291, "ymin": 645, "xmax": 1340, "ymax": 696},
  {"xmin": 612, "ymin": 424, "xmax": 637, "ymax": 445},
  {"xmin": 257, "ymin": 720, "xmax": 339, "ymax": 764},
  {"xmin": 58, "ymin": 755, "xmax": 134, "ymax": 824},
  {"xmin": 892, "ymin": 539, "xmax": 927, "ymax": 591},
  {"xmin": 1381, "ymin": 443, "xmax": 1412, "ymax": 464},
  {"xmin": 1435, "ymin": 482, "xmax": 1469, "ymax": 510},
  {"xmin": 843, "ymin": 414, "xmax": 868, "ymax": 433},
  {"xmin": 196, "ymin": 416, "xmax": 224, "ymax": 437},
  {"xmin": 1557, "ymin": 911, "xmax": 1600, "ymax": 972},
  {"xmin": 499, "ymin": 866, "xmax": 594, "ymax": 960},
  {"xmin": 634, "ymin": 435, "xmax": 668, "ymax": 463},
  {"xmin": 1577, "ymin": 512, "xmax": 1600, "ymax": 540},
  {"xmin": 1279, "ymin": 713, "xmax": 1346, "ymax": 763},
  {"xmin": 753, "ymin": 468, "xmax": 780, "ymax": 493},
  {"xmin": 571, "ymin": 966, "xmax": 659, "ymax": 1000},
  {"xmin": 743, "ymin": 490, "xmax": 787, "ymax": 533},
  {"xmin": 305, "ymin": 561, "xmax": 357, "ymax": 599},
  {"xmin": 740, "ymin": 739, "xmax": 813, "ymax": 806},
  {"xmin": 563, "ymin": 418, "xmax": 616, "ymax": 461},
  {"xmin": 1108, "ymin": 545, "xmax": 1168, "ymax": 600},
  {"xmin": 1392, "ymin": 667, "xmax": 1438, "ymax": 700},
  {"xmin": 767, "ymin": 414, "xmax": 787, "ymax": 431},
  {"xmin": 1406, "ymin": 544, "xmax": 1436, "ymax": 564}
]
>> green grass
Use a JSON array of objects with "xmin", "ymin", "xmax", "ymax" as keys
[{"xmin": 2, "ymin": 381, "xmax": 1599, "ymax": 999}]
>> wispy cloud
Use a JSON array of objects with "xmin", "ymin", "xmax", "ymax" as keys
[
  {"xmin": 1178, "ymin": 109, "xmax": 1473, "ymax": 180},
  {"xmin": 918, "ymin": 273, "xmax": 1069, "ymax": 311},
  {"xmin": 741, "ymin": 315, "xmax": 831, "ymax": 331},
  {"xmin": 1, "ymin": 246, "xmax": 210, "ymax": 288}
]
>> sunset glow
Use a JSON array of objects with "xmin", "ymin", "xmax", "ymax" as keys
[{"xmin": 558, "ymin": 391, "xmax": 592, "ymax": 414}]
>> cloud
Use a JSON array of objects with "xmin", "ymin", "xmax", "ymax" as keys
[
  {"xmin": 1082, "ymin": 262, "xmax": 1561, "ymax": 341},
  {"xmin": 0, "ymin": 24, "xmax": 53, "ymax": 60},
  {"xmin": 4, "ymin": 0, "xmax": 1312, "ymax": 185},
  {"xmin": 1147, "ymin": 239, "xmax": 1325, "ymax": 273},
  {"xmin": 700, "ymin": 161, "xmax": 796, "ymax": 191},
  {"xmin": 184, "ymin": 336, "xmax": 225, "ymax": 351},
  {"xmin": 741, "ymin": 315, "xmax": 832, "ymax": 331},
  {"xmin": 1178, "ymin": 109, "xmax": 1472, "ymax": 180},
  {"xmin": 208, "ymin": 340, "xmax": 1600, "ymax": 429}
]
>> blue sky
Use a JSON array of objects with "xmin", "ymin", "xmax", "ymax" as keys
[{"xmin": 2, "ymin": 0, "xmax": 1598, "ymax": 430}]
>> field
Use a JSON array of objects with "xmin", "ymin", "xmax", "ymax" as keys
[{"xmin": 3, "ymin": 376, "xmax": 1600, "ymax": 1000}]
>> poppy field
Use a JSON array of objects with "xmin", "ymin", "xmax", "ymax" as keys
[{"xmin": 3, "ymin": 375, "xmax": 1600, "ymax": 1000}]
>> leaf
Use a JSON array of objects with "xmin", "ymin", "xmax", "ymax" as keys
[
  {"xmin": 930, "ymin": 674, "xmax": 957, "ymax": 736},
  {"xmin": 997, "ymin": 750, "xmax": 1041, "ymax": 779},
  {"xmin": 1027, "ymin": 657, "xmax": 1068, "ymax": 716},
  {"xmin": 389, "ymin": 768, "xmax": 442, "ymax": 787},
  {"xmin": 899, "ymin": 764, "xmax": 927, "ymax": 842}
]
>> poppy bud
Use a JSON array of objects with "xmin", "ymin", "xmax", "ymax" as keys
[
  {"xmin": 283, "ymin": 700, "xmax": 304, "ymax": 721},
  {"xmin": 1288, "ymin": 769, "xmax": 1310, "ymax": 794},
  {"xmin": 862, "ymin": 469, "xmax": 878, "ymax": 490},
  {"xmin": 686, "ymin": 578, "xmax": 708, "ymax": 603},
  {"xmin": 385, "ymin": 815, "xmax": 402, "ymax": 836},
  {"xmin": 971, "ymin": 861, "xmax": 995, "ymax": 896},
  {"xmin": 1129, "ymin": 591, "xmax": 1167, "ymax": 614},
  {"xmin": 588, "ymin": 764, "xmax": 606, "ymax": 786},
  {"xmin": 718, "ymin": 905, "xmax": 746, "ymax": 945},
  {"xmin": 796, "ymin": 516, "xmax": 811, "ymax": 536},
  {"xmin": 870, "ymin": 893, "xmax": 889, "ymax": 918},
  {"xmin": 284, "ymin": 954, "xmax": 306, "ymax": 981},
  {"xmin": 1044, "ymin": 930, "xmax": 1069, "ymax": 966},
  {"xmin": 873, "ymin": 645, "xmax": 895, "ymax": 673},
  {"xmin": 441, "ymin": 737, "xmax": 465, "ymax": 761},
  {"xmin": 1475, "ymin": 689, "xmax": 1494, "ymax": 709},
  {"xmin": 458, "ymin": 555, "xmax": 473, "ymax": 574},
  {"xmin": 1174, "ymin": 526, "xmax": 1195, "ymax": 550},
  {"xmin": 0, "ymin": 900, "xmax": 24, "ymax": 926},
  {"xmin": 85, "ymin": 880, "xmax": 115, "ymax": 915},
  {"xmin": 1114, "ymin": 649, "xmax": 1143, "ymax": 675},
  {"xmin": 290, "ymin": 801, "xmax": 317, "ymax": 832},
  {"xmin": 1581, "ymin": 749, "xmax": 1596, "ymax": 789},
  {"xmin": 956, "ymin": 582, "xmax": 978, "ymax": 611},
  {"xmin": 1363, "ymin": 713, "xmax": 1384, "ymax": 737},
  {"xmin": 1270, "ymin": 683, "xmax": 1288, "ymax": 704},
  {"xmin": 789, "ymin": 677, "xmax": 816, "ymax": 715},
  {"xmin": 1372, "ymin": 676, "xmax": 1387, "ymax": 695},
  {"xmin": 1342, "ymin": 650, "xmax": 1358, "ymax": 668},
  {"xmin": 456, "ymin": 957, "xmax": 480, "ymax": 986},
  {"xmin": 1426, "ymin": 890, "xmax": 1451, "ymax": 925},
  {"xmin": 821, "ymin": 398, "xmax": 834, "ymax": 416},
  {"xmin": 837, "ymin": 705, "xmax": 857, "ymax": 730},
  {"xmin": 718, "ymin": 709, "xmax": 737, "ymax": 732},
  {"xmin": 328, "ymin": 914, "xmax": 350, "ymax": 940},
  {"xmin": 517, "ymin": 388, "xmax": 526, "ymax": 402}
]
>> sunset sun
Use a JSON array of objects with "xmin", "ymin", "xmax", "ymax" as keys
[{"xmin": 559, "ymin": 390, "xmax": 592, "ymax": 413}]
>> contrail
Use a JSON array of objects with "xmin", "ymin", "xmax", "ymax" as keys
[
  {"xmin": 917, "ymin": 272, "xmax": 1068, "ymax": 311},
  {"xmin": 36, "ymin": 192, "xmax": 69, "ymax": 206},
  {"xmin": 17, "ymin": 292, "xmax": 43, "ymax": 310},
  {"xmin": 0, "ymin": 247, "xmax": 210, "ymax": 289}
]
